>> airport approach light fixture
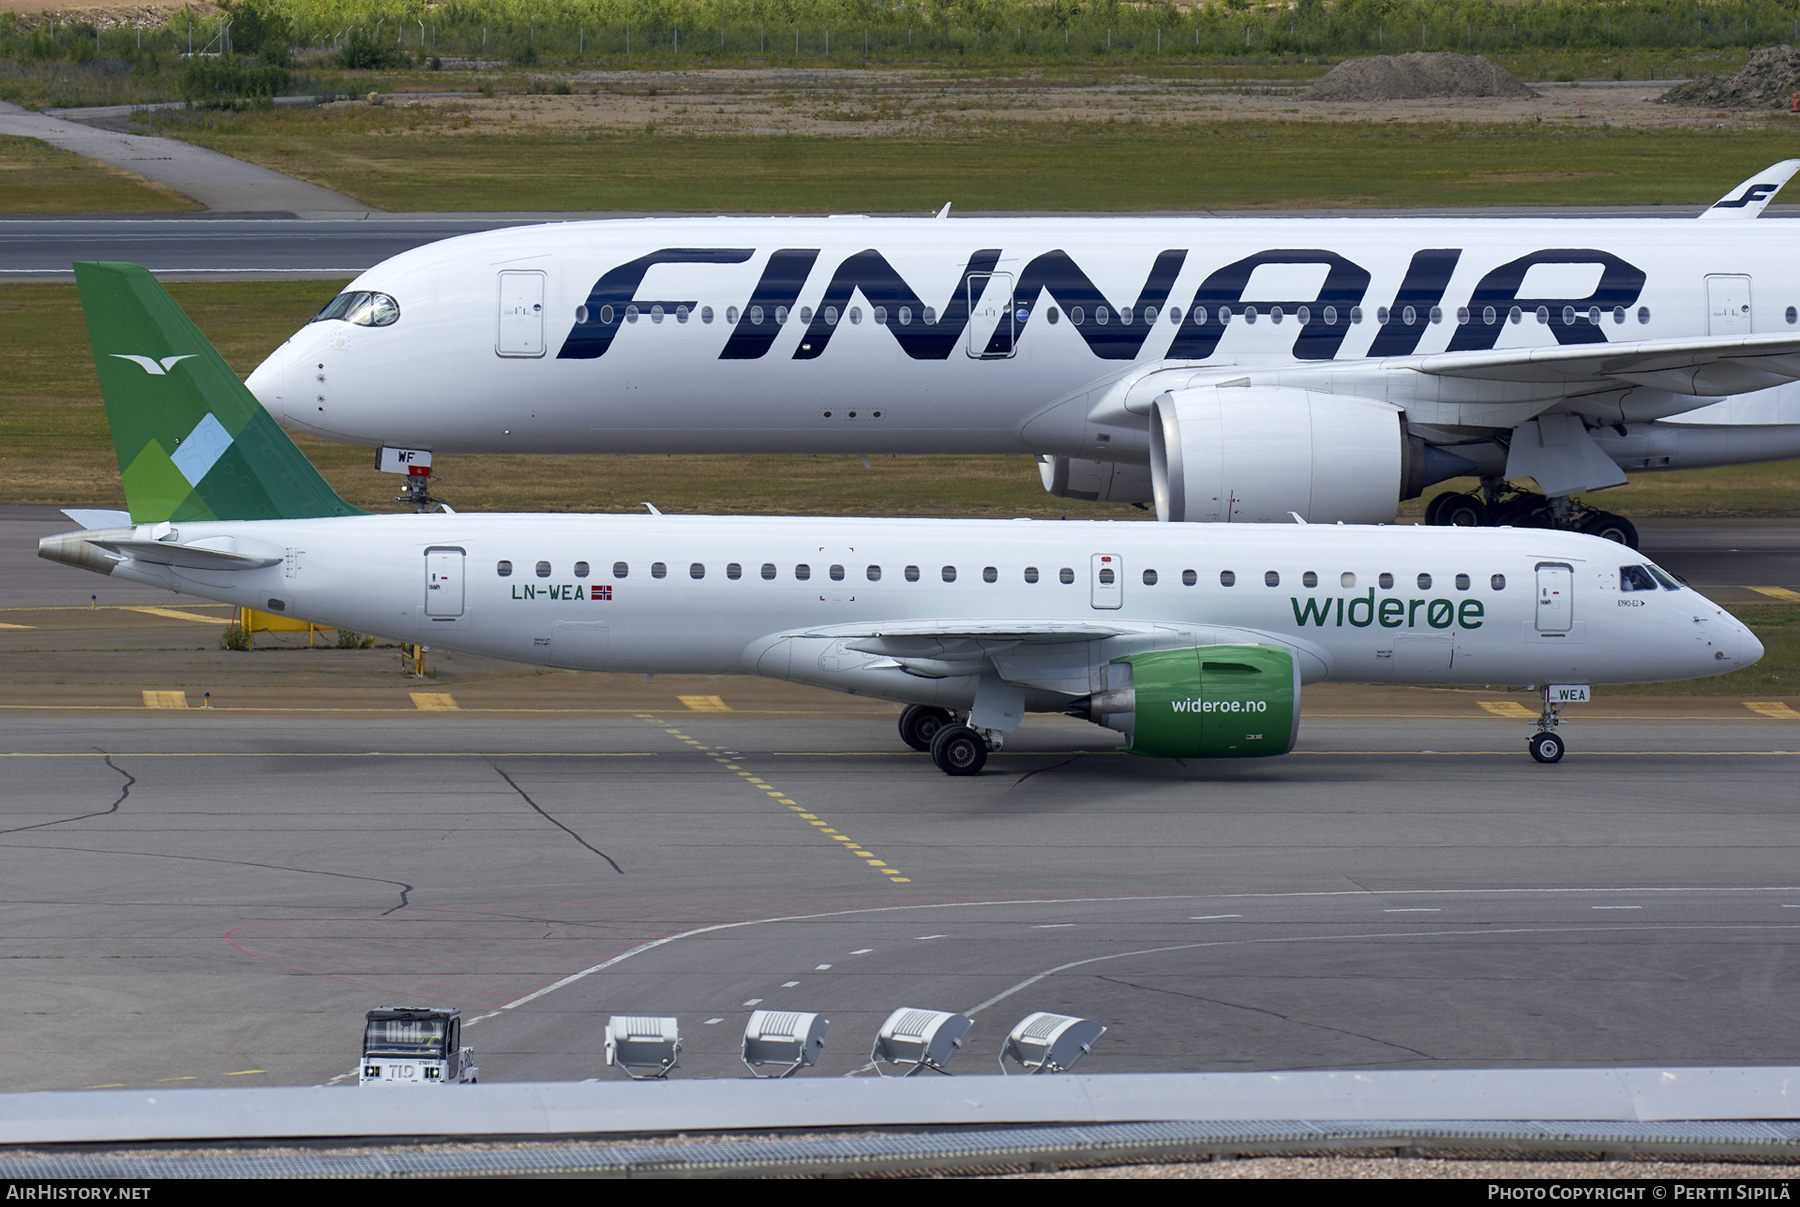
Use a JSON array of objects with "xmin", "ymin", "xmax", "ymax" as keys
[
  {"xmin": 603, "ymin": 1015, "xmax": 681, "ymax": 1080},
  {"xmin": 999, "ymin": 1012, "xmax": 1107, "ymax": 1075},
  {"xmin": 741, "ymin": 1009, "xmax": 828, "ymax": 1078},
  {"xmin": 870, "ymin": 1007, "xmax": 973, "ymax": 1076}
]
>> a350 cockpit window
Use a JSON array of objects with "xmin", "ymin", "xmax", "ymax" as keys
[{"xmin": 311, "ymin": 290, "xmax": 401, "ymax": 327}]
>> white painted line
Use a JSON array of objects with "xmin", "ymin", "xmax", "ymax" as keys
[
  {"xmin": 1384, "ymin": 908, "xmax": 1442, "ymax": 913},
  {"xmin": 1190, "ymin": 915, "xmax": 1242, "ymax": 920},
  {"xmin": 704, "ymin": 1018, "xmax": 723, "ymax": 1026},
  {"xmin": 851, "ymin": 948, "xmax": 873, "ymax": 954},
  {"xmin": 1592, "ymin": 906, "xmax": 1643, "ymax": 910},
  {"xmin": 915, "ymin": 934, "xmax": 946, "ymax": 940},
  {"xmin": 742, "ymin": 998, "xmax": 762, "ymax": 1007},
  {"xmin": 814, "ymin": 964, "xmax": 832, "ymax": 970},
  {"xmin": 781, "ymin": 981, "xmax": 800, "ymax": 988},
  {"xmin": 1034, "ymin": 923, "xmax": 1075, "ymax": 929}
]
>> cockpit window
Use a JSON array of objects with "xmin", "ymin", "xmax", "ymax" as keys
[
  {"xmin": 312, "ymin": 291, "xmax": 400, "ymax": 327},
  {"xmin": 1646, "ymin": 564, "xmax": 1682, "ymax": 591},
  {"xmin": 1620, "ymin": 565, "xmax": 1658, "ymax": 593}
]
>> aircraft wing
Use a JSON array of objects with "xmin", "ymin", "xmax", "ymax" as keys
[
  {"xmin": 1411, "ymin": 331, "xmax": 1800, "ymax": 396},
  {"xmin": 779, "ymin": 618, "xmax": 1315, "ymax": 695}
]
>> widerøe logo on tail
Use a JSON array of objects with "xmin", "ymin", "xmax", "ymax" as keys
[{"xmin": 110, "ymin": 354, "xmax": 196, "ymax": 375}]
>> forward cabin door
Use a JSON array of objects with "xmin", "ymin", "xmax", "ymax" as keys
[
  {"xmin": 966, "ymin": 272, "xmax": 1016, "ymax": 358},
  {"xmin": 425, "ymin": 547, "xmax": 465, "ymax": 617},
  {"xmin": 1091, "ymin": 553, "xmax": 1123, "ymax": 609},
  {"xmin": 497, "ymin": 270, "xmax": 546, "ymax": 357},
  {"xmin": 1707, "ymin": 274, "xmax": 1752, "ymax": 335},
  {"xmin": 1535, "ymin": 562, "xmax": 1573, "ymax": 633}
]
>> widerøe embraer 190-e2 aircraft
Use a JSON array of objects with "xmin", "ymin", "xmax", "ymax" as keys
[
  {"xmin": 245, "ymin": 163, "xmax": 1800, "ymax": 546},
  {"xmin": 50, "ymin": 264, "xmax": 1762, "ymax": 773}
]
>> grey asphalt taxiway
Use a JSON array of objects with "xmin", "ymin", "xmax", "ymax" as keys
[{"xmin": 4, "ymin": 508, "xmax": 1799, "ymax": 1094}]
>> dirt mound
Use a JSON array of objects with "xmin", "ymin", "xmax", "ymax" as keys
[
  {"xmin": 1303, "ymin": 52, "xmax": 1537, "ymax": 102},
  {"xmin": 1661, "ymin": 44, "xmax": 1800, "ymax": 108}
]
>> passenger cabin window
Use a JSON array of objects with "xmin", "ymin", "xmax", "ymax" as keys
[
  {"xmin": 1059, "ymin": 567, "xmax": 1075, "ymax": 584},
  {"xmin": 1456, "ymin": 574, "xmax": 1471, "ymax": 590},
  {"xmin": 1417, "ymin": 573, "xmax": 1432, "ymax": 590},
  {"xmin": 1264, "ymin": 571, "xmax": 1280, "ymax": 587},
  {"xmin": 1142, "ymin": 569, "xmax": 1157, "ymax": 586},
  {"xmin": 1490, "ymin": 574, "xmax": 1506, "ymax": 591},
  {"xmin": 574, "ymin": 562, "xmax": 590, "ymax": 578},
  {"xmin": 727, "ymin": 563, "xmax": 743, "ymax": 580},
  {"xmin": 942, "ymin": 566, "xmax": 957, "ymax": 583},
  {"xmin": 1302, "ymin": 571, "xmax": 1317, "ymax": 588},
  {"xmin": 1378, "ymin": 573, "xmax": 1394, "ymax": 589},
  {"xmin": 1620, "ymin": 565, "xmax": 1658, "ymax": 593},
  {"xmin": 613, "ymin": 561, "xmax": 629, "ymax": 578},
  {"xmin": 761, "ymin": 563, "xmax": 776, "ymax": 580},
  {"xmin": 866, "ymin": 565, "xmax": 881, "ymax": 582},
  {"xmin": 651, "ymin": 562, "xmax": 667, "ymax": 579},
  {"xmin": 1181, "ymin": 569, "xmax": 1197, "ymax": 586},
  {"xmin": 982, "ymin": 566, "xmax": 997, "ymax": 583},
  {"xmin": 690, "ymin": 563, "xmax": 705, "ymax": 580},
  {"xmin": 1219, "ymin": 570, "xmax": 1236, "ymax": 586},
  {"xmin": 1340, "ymin": 572, "xmax": 1356, "ymax": 588},
  {"xmin": 497, "ymin": 560, "xmax": 513, "ymax": 577},
  {"xmin": 535, "ymin": 560, "xmax": 551, "ymax": 579},
  {"xmin": 1024, "ymin": 566, "xmax": 1039, "ymax": 583},
  {"xmin": 905, "ymin": 565, "xmax": 921, "ymax": 582},
  {"xmin": 830, "ymin": 564, "xmax": 845, "ymax": 581},
  {"xmin": 795, "ymin": 564, "xmax": 811, "ymax": 581}
]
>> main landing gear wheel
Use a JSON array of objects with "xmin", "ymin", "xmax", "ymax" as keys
[
  {"xmin": 1436, "ymin": 492, "xmax": 1488, "ymax": 527},
  {"xmin": 930, "ymin": 725, "xmax": 989, "ymax": 776},
  {"xmin": 898, "ymin": 705, "xmax": 954, "ymax": 753},
  {"xmin": 1528, "ymin": 731, "xmax": 1566, "ymax": 764},
  {"xmin": 1578, "ymin": 510, "xmax": 1640, "ymax": 548}
]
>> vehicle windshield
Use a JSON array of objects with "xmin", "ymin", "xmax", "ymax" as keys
[{"xmin": 363, "ymin": 1016, "xmax": 448, "ymax": 1056}]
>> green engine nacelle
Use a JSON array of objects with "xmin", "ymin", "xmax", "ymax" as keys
[{"xmin": 1088, "ymin": 645, "xmax": 1300, "ymax": 759}]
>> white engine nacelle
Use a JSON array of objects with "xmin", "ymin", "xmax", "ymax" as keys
[
  {"xmin": 1037, "ymin": 455, "xmax": 1156, "ymax": 505},
  {"xmin": 1150, "ymin": 386, "xmax": 1404, "ymax": 524}
]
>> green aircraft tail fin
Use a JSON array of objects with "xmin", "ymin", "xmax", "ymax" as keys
[{"xmin": 75, "ymin": 261, "xmax": 364, "ymax": 524}]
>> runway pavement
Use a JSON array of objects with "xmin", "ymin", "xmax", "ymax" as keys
[{"xmin": 2, "ymin": 507, "xmax": 1798, "ymax": 1094}]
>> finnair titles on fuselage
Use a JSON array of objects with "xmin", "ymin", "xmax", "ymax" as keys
[{"xmin": 248, "ymin": 164, "xmax": 1800, "ymax": 536}]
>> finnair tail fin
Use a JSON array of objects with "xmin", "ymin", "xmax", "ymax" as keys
[{"xmin": 74, "ymin": 261, "xmax": 363, "ymax": 524}]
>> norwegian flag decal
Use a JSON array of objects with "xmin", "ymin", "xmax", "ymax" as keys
[{"xmin": 593, "ymin": 585, "xmax": 613, "ymax": 601}]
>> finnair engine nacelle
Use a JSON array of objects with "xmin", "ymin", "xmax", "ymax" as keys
[{"xmin": 1149, "ymin": 386, "xmax": 1405, "ymax": 524}]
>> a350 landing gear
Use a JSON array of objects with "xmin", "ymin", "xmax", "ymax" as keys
[
  {"xmin": 1426, "ymin": 481, "xmax": 1638, "ymax": 549},
  {"xmin": 929, "ymin": 725, "xmax": 989, "ymax": 776},
  {"xmin": 898, "ymin": 705, "xmax": 953, "ymax": 752}
]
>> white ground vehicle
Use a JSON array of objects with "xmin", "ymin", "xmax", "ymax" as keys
[{"xmin": 359, "ymin": 1007, "xmax": 478, "ymax": 1086}]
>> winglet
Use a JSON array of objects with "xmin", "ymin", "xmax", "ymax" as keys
[
  {"xmin": 1699, "ymin": 160, "xmax": 1800, "ymax": 219},
  {"xmin": 74, "ymin": 262, "xmax": 363, "ymax": 524}
]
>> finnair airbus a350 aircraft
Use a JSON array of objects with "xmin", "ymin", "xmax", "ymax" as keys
[
  {"xmin": 246, "ymin": 163, "xmax": 1800, "ymax": 544},
  {"xmin": 52, "ymin": 264, "xmax": 1760, "ymax": 773}
]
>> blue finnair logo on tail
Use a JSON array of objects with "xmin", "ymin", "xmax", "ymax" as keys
[{"xmin": 1715, "ymin": 183, "xmax": 1781, "ymax": 209}]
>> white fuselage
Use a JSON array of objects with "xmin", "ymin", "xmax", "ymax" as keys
[
  {"xmin": 249, "ymin": 216, "xmax": 1800, "ymax": 463},
  {"xmin": 51, "ymin": 515, "xmax": 1758, "ymax": 722}
]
